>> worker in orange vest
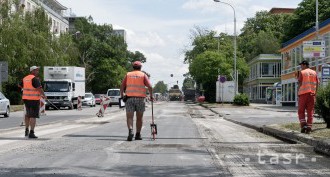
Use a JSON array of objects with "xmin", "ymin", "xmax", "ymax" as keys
[
  {"xmin": 297, "ymin": 60, "xmax": 319, "ymax": 134},
  {"xmin": 19, "ymin": 66, "xmax": 46, "ymax": 138},
  {"xmin": 120, "ymin": 61, "xmax": 153, "ymax": 141}
]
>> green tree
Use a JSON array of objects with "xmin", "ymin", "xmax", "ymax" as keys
[
  {"xmin": 153, "ymin": 81, "xmax": 168, "ymax": 94},
  {"xmin": 283, "ymin": 0, "xmax": 330, "ymax": 42},
  {"xmin": 239, "ymin": 11, "xmax": 290, "ymax": 61},
  {"xmin": 184, "ymin": 27, "xmax": 248, "ymax": 102},
  {"xmin": 72, "ymin": 17, "xmax": 142, "ymax": 93},
  {"xmin": 0, "ymin": 2, "xmax": 79, "ymax": 104}
]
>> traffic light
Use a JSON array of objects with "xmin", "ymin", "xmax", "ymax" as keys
[{"xmin": 177, "ymin": 80, "xmax": 178, "ymax": 84}]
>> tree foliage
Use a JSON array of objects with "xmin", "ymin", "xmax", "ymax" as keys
[
  {"xmin": 315, "ymin": 84, "xmax": 330, "ymax": 128},
  {"xmin": 72, "ymin": 17, "xmax": 146, "ymax": 93},
  {"xmin": 185, "ymin": 27, "xmax": 248, "ymax": 102},
  {"xmin": 0, "ymin": 2, "xmax": 80, "ymax": 104},
  {"xmin": 0, "ymin": 1, "xmax": 147, "ymax": 103},
  {"xmin": 153, "ymin": 81, "xmax": 167, "ymax": 94},
  {"xmin": 283, "ymin": 0, "xmax": 330, "ymax": 42},
  {"xmin": 239, "ymin": 11, "xmax": 290, "ymax": 61}
]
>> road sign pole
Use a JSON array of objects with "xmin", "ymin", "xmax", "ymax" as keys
[
  {"xmin": 0, "ymin": 65, "xmax": 2, "ymax": 92},
  {"xmin": 221, "ymin": 83, "xmax": 224, "ymax": 106}
]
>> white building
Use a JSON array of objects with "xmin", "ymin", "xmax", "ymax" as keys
[{"xmin": 20, "ymin": 0, "xmax": 69, "ymax": 35}]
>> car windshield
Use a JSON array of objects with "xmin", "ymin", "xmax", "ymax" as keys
[
  {"xmin": 85, "ymin": 94, "xmax": 92, "ymax": 98},
  {"xmin": 94, "ymin": 94, "xmax": 103, "ymax": 98},
  {"xmin": 44, "ymin": 81, "xmax": 69, "ymax": 92},
  {"xmin": 108, "ymin": 90, "xmax": 120, "ymax": 96}
]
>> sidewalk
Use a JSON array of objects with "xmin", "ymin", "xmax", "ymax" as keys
[
  {"xmin": 249, "ymin": 103, "xmax": 297, "ymax": 112},
  {"xmin": 201, "ymin": 103, "xmax": 330, "ymax": 156}
]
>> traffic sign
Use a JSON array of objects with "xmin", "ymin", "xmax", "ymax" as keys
[
  {"xmin": 303, "ymin": 40, "xmax": 325, "ymax": 58},
  {"xmin": 322, "ymin": 65, "xmax": 330, "ymax": 86},
  {"xmin": 322, "ymin": 66, "xmax": 330, "ymax": 76},
  {"xmin": 218, "ymin": 75, "xmax": 226, "ymax": 83},
  {"xmin": 0, "ymin": 61, "xmax": 8, "ymax": 82}
]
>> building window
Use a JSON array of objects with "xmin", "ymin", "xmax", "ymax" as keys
[
  {"xmin": 260, "ymin": 86, "xmax": 267, "ymax": 99},
  {"xmin": 282, "ymin": 84, "xmax": 287, "ymax": 101}
]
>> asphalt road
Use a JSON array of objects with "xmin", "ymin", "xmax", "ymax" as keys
[
  {"xmin": 0, "ymin": 104, "xmax": 121, "ymax": 130},
  {"xmin": 0, "ymin": 102, "xmax": 329, "ymax": 177}
]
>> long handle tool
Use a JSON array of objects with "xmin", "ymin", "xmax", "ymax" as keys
[{"xmin": 150, "ymin": 99, "xmax": 157, "ymax": 140}]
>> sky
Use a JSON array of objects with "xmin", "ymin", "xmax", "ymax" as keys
[{"xmin": 57, "ymin": 0, "xmax": 302, "ymax": 89}]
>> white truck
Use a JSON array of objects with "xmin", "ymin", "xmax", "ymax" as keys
[{"xmin": 43, "ymin": 66, "xmax": 85, "ymax": 110}]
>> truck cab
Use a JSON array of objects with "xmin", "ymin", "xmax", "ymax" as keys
[{"xmin": 44, "ymin": 66, "xmax": 85, "ymax": 110}]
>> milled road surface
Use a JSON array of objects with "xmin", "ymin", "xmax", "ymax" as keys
[{"xmin": 0, "ymin": 102, "xmax": 329, "ymax": 177}]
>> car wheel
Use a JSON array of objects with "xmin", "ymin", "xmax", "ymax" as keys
[{"xmin": 4, "ymin": 106, "xmax": 10, "ymax": 117}]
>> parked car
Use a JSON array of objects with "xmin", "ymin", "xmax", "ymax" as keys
[
  {"xmin": 107, "ymin": 89, "xmax": 120, "ymax": 107},
  {"xmin": 94, "ymin": 94, "xmax": 104, "ymax": 105},
  {"xmin": 0, "ymin": 92, "xmax": 10, "ymax": 117},
  {"xmin": 83, "ymin": 92, "xmax": 95, "ymax": 107}
]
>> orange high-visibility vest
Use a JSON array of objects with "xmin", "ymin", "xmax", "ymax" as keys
[
  {"xmin": 126, "ymin": 71, "xmax": 147, "ymax": 97},
  {"xmin": 298, "ymin": 68, "xmax": 317, "ymax": 95},
  {"xmin": 22, "ymin": 75, "xmax": 41, "ymax": 100}
]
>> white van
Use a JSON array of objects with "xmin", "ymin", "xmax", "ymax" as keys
[{"xmin": 107, "ymin": 89, "xmax": 121, "ymax": 106}]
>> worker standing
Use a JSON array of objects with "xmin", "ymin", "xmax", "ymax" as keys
[
  {"xmin": 297, "ymin": 60, "xmax": 319, "ymax": 134},
  {"xmin": 120, "ymin": 61, "xmax": 153, "ymax": 141},
  {"xmin": 19, "ymin": 66, "xmax": 46, "ymax": 138}
]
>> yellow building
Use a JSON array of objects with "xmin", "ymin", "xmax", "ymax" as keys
[{"xmin": 280, "ymin": 18, "xmax": 330, "ymax": 106}]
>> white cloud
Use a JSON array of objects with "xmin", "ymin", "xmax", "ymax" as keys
[
  {"xmin": 128, "ymin": 32, "xmax": 166, "ymax": 49},
  {"xmin": 182, "ymin": 0, "xmax": 216, "ymax": 13}
]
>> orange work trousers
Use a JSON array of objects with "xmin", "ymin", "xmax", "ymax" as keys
[{"xmin": 298, "ymin": 93, "xmax": 316, "ymax": 128}]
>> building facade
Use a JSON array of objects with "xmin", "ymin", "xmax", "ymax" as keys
[
  {"xmin": 20, "ymin": 0, "xmax": 69, "ymax": 34},
  {"xmin": 279, "ymin": 18, "xmax": 330, "ymax": 106},
  {"xmin": 244, "ymin": 54, "xmax": 282, "ymax": 103}
]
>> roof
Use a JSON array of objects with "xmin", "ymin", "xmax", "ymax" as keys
[
  {"xmin": 41, "ymin": 0, "xmax": 67, "ymax": 10},
  {"xmin": 269, "ymin": 7, "xmax": 295, "ymax": 14},
  {"xmin": 248, "ymin": 54, "xmax": 281, "ymax": 65},
  {"xmin": 282, "ymin": 18, "xmax": 330, "ymax": 48}
]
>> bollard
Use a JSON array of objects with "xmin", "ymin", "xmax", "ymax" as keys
[
  {"xmin": 77, "ymin": 96, "xmax": 82, "ymax": 110},
  {"xmin": 39, "ymin": 98, "xmax": 46, "ymax": 116},
  {"xmin": 96, "ymin": 96, "xmax": 110, "ymax": 117}
]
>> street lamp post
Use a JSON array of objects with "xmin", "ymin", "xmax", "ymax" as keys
[{"xmin": 213, "ymin": 0, "xmax": 237, "ymax": 95}]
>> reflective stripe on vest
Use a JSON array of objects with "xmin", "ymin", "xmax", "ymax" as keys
[
  {"xmin": 126, "ymin": 71, "xmax": 147, "ymax": 97},
  {"xmin": 22, "ymin": 75, "xmax": 41, "ymax": 100},
  {"xmin": 298, "ymin": 68, "xmax": 317, "ymax": 95}
]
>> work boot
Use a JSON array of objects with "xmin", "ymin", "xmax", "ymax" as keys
[
  {"xmin": 305, "ymin": 127, "xmax": 312, "ymax": 134},
  {"xmin": 135, "ymin": 132, "xmax": 142, "ymax": 140},
  {"xmin": 25, "ymin": 128, "xmax": 29, "ymax": 137},
  {"xmin": 301, "ymin": 125, "xmax": 307, "ymax": 133},
  {"xmin": 28, "ymin": 130, "xmax": 38, "ymax": 139},
  {"xmin": 127, "ymin": 129, "xmax": 134, "ymax": 141}
]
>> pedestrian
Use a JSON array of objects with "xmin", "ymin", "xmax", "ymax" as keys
[
  {"xmin": 297, "ymin": 60, "xmax": 319, "ymax": 134},
  {"xmin": 18, "ymin": 66, "xmax": 46, "ymax": 138},
  {"xmin": 120, "ymin": 61, "xmax": 153, "ymax": 141}
]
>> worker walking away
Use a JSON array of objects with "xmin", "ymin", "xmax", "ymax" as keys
[
  {"xmin": 19, "ymin": 66, "xmax": 46, "ymax": 138},
  {"xmin": 120, "ymin": 61, "xmax": 153, "ymax": 141},
  {"xmin": 297, "ymin": 60, "xmax": 319, "ymax": 134}
]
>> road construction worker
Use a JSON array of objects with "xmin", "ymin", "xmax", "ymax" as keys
[
  {"xmin": 120, "ymin": 61, "xmax": 153, "ymax": 141},
  {"xmin": 297, "ymin": 60, "xmax": 319, "ymax": 134},
  {"xmin": 19, "ymin": 66, "xmax": 46, "ymax": 138}
]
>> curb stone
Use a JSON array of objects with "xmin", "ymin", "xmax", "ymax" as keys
[
  {"xmin": 200, "ymin": 104, "xmax": 330, "ymax": 157},
  {"xmin": 263, "ymin": 126, "xmax": 330, "ymax": 156}
]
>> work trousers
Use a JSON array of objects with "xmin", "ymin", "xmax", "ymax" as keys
[{"xmin": 298, "ymin": 93, "xmax": 316, "ymax": 128}]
